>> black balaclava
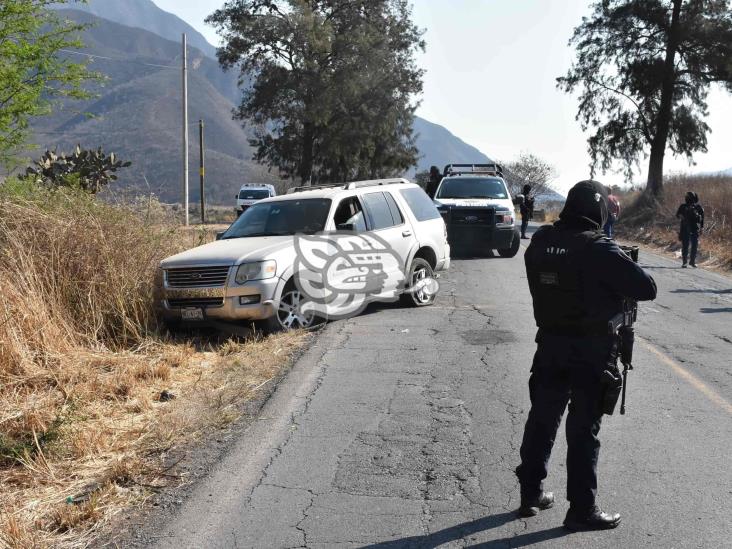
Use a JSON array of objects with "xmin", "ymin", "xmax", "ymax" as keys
[
  {"xmin": 522, "ymin": 184, "xmax": 532, "ymax": 195},
  {"xmin": 558, "ymin": 180, "xmax": 609, "ymax": 230}
]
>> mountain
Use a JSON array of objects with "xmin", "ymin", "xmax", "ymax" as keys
[
  {"xmin": 412, "ymin": 118, "xmax": 491, "ymax": 173},
  {"xmin": 33, "ymin": 10, "xmax": 270, "ymax": 204},
  {"xmin": 53, "ymin": 0, "xmax": 217, "ymax": 58},
  {"xmin": 31, "ymin": 3, "xmax": 494, "ymax": 204}
]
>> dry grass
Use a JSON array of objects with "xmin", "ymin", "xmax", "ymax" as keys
[
  {"xmin": 617, "ymin": 174, "xmax": 732, "ymax": 270},
  {"xmin": 0, "ymin": 182, "xmax": 308, "ymax": 548}
]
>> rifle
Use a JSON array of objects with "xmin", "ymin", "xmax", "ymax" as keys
[{"xmin": 607, "ymin": 245, "xmax": 640, "ymax": 415}]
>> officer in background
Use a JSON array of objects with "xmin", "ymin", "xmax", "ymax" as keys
[
  {"xmin": 425, "ymin": 165, "xmax": 441, "ymax": 199},
  {"xmin": 676, "ymin": 191, "xmax": 705, "ymax": 268},
  {"xmin": 519, "ymin": 184, "xmax": 535, "ymax": 239},
  {"xmin": 515, "ymin": 180, "xmax": 657, "ymax": 530}
]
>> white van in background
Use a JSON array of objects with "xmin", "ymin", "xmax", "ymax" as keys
[{"xmin": 236, "ymin": 184, "xmax": 277, "ymax": 216}]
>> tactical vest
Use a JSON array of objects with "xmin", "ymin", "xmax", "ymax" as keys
[{"xmin": 525, "ymin": 226, "xmax": 606, "ymax": 335}]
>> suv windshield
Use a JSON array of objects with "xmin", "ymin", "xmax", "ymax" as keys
[
  {"xmin": 222, "ymin": 198, "xmax": 332, "ymax": 238},
  {"xmin": 239, "ymin": 189, "xmax": 271, "ymax": 200},
  {"xmin": 436, "ymin": 177, "xmax": 508, "ymax": 200}
]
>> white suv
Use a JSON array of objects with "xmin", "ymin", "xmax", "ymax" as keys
[{"xmin": 158, "ymin": 179, "xmax": 450, "ymax": 332}]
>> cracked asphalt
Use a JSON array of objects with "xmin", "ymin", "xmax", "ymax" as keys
[{"xmin": 151, "ymin": 229, "xmax": 732, "ymax": 548}]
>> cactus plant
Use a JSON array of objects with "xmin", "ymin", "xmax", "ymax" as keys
[{"xmin": 25, "ymin": 145, "xmax": 131, "ymax": 194}]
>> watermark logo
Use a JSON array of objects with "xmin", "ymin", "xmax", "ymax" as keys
[{"xmin": 293, "ymin": 232, "xmax": 439, "ymax": 320}]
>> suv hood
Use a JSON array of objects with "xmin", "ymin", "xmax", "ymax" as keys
[{"xmin": 161, "ymin": 236, "xmax": 293, "ymax": 268}]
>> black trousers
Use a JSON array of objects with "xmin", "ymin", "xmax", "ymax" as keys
[
  {"xmin": 521, "ymin": 216, "xmax": 530, "ymax": 237},
  {"xmin": 680, "ymin": 230, "xmax": 699, "ymax": 264},
  {"xmin": 516, "ymin": 333, "xmax": 616, "ymax": 510}
]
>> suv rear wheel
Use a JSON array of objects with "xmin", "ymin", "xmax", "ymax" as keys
[{"xmin": 401, "ymin": 257, "xmax": 437, "ymax": 307}]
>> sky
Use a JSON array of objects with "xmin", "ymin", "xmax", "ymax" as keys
[{"xmin": 155, "ymin": 0, "xmax": 732, "ymax": 194}]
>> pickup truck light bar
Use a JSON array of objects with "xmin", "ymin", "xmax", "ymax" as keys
[{"xmin": 443, "ymin": 163, "xmax": 504, "ymax": 177}]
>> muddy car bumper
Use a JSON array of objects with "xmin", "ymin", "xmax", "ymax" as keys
[{"xmin": 158, "ymin": 276, "xmax": 284, "ymax": 322}]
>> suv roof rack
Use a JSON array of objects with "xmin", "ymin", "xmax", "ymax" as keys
[
  {"xmin": 443, "ymin": 163, "xmax": 503, "ymax": 177},
  {"xmin": 345, "ymin": 178, "xmax": 410, "ymax": 190},
  {"xmin": 285, "ymin": 178, "xmax": 411, "ymax": 194},
  {"xmin": 286, "ymin": 183, "xmax": 345, "ymax": 194}
]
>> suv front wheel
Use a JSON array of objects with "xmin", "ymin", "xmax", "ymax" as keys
[
  {"xmin": 401, "ymin": 257, "xmax": 437, "ymax": 307},
  {"xmin": 258, "ymin": 281, "xmax": 318, "ymax": 333}
]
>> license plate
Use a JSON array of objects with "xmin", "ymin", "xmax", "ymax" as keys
[{"xmin": 182, "ymin": 308, "xmax": 204, "ymax": 321}]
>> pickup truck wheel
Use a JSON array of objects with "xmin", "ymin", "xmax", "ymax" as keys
[
  {"xmin": 401, "ymin": 258, "xmax": 437, "ymax": 307},
  {"xmin": 498, "ymin": 229, "xmax": 521, "ymax": 258}
]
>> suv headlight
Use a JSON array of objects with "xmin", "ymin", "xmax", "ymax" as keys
[{"xmin": 235, "ymin": 260, "xmax": 277, "ymax": 284}]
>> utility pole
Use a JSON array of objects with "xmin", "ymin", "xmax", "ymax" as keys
[
  {"xmin": 199, "ymin": 119, "xmax": 206, "ymax": 225},
  {"xmin": 182, "ymin": 33, "xmax": 189, "ymax": 226}
]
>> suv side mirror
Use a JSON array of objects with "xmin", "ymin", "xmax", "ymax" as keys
[{"xmin": 337, "ymin": 223, "xmax": 355, "ymax": 232}]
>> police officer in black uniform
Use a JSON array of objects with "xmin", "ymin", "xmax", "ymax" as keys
[
  {"xmin": 425, "ymin": 165, "xmax": 442, "ymax": 199},
  {"xmin": 515, "ymin": 180, "xmax": 657, "ymax": 530}
]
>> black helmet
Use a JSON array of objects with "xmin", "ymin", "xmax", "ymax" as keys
[
  {"xmin": 685, "ymin": 191, "xmax": 695, "ymax": 204},
  {"xmin": 559, "ymin": 180, "xmax": 608, "ymax": 229}
]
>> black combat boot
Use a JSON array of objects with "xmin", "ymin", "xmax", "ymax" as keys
[
  {"xmin": 563, "ymin": 505, "xmax": 621, "ymax": 531},
  {"xmin": 517, "ymin": 491, "xmax": 554, "ymax": 517}
]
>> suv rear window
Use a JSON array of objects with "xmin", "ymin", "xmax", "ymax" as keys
[{"xmin": 400, "ymin": 188, "xmax": 441, "ymax": 222}]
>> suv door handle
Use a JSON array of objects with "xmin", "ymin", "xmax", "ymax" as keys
[{"xmin": 402, "ymin": 230, "xmax": 412, "ymax": 237}]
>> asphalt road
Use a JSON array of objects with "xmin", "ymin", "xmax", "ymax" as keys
[{"xmin": 150, "ymin": 227, "xmax": 732, "ymax": 548}]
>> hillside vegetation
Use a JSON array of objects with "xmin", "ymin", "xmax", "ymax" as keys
[
  {"xmin": 0, "ymin": 182, "xmax": 305, "ymax": 547},
  {"xmin": 28, "ymin": 7, "xmax": 493, "ymax": 205},
  {"xmin": 619, "ymin": 174, "xmax": 732, "ymax": 270}
]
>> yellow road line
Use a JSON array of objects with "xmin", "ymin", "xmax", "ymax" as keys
[{"xmin": 641, "ymin": 339, "xmax": 732, "ymax": 415}]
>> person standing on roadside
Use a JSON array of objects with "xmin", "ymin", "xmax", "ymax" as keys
[
  {"xmin": 515, "ymin": 180, "xmax": 657, "ymax": 531},
  {"xmin": 425, "ymin": 166, "xmax": 441, "ymax": 199},
  {"xmin": 519, "ymin": 184, "xmax": 535, "ymax": 239},
  {"xmin": 676, "ymin": 191, "xmax": 705, "ymax": 268},
  {"xmin": 604, "ymin": 188, "xmax": 620, "ymax": 238}
]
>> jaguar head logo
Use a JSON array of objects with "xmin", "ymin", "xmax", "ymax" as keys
[{"xmin": 293, "ymin": 232, "xmax": 404, "ymax": 319}]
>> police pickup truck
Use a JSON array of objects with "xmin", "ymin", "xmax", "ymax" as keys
[{"xmin": 433, "ymin": 164, "xmax": 520, "ymax": 257}]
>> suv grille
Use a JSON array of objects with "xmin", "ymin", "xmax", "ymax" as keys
[
  {"xmin": 167, "ymin": 297, "xmax": 225, "ymax": 308},
  {"xmin": 449, "ymin": 208, "xmax": 494, "ymax": 225},
  {"xmin": 166, "ymin": 266, "xmax": 230, "ymax": 288}
]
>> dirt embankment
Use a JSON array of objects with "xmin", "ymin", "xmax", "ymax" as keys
[{"xmin": 0, "ymin": 181, "xmax": 307, "ymax": 548}]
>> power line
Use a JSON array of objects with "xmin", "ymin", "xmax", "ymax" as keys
[{"xmin": 58, "ymin": 48, "xmax": 179, "ymax": 70}]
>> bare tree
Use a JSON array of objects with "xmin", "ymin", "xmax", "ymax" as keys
[{"xmin": 503, "ymin": 152, "xmax": 558, "ymax": 199}]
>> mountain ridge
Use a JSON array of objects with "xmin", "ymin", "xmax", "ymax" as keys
[
  {"xmin": 53, "ymin": 0, "xmax": 217, "ymax": 58},
  {"xmin": 33, "ymin": 3, "xmax": 494, "ymax": 204}
]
